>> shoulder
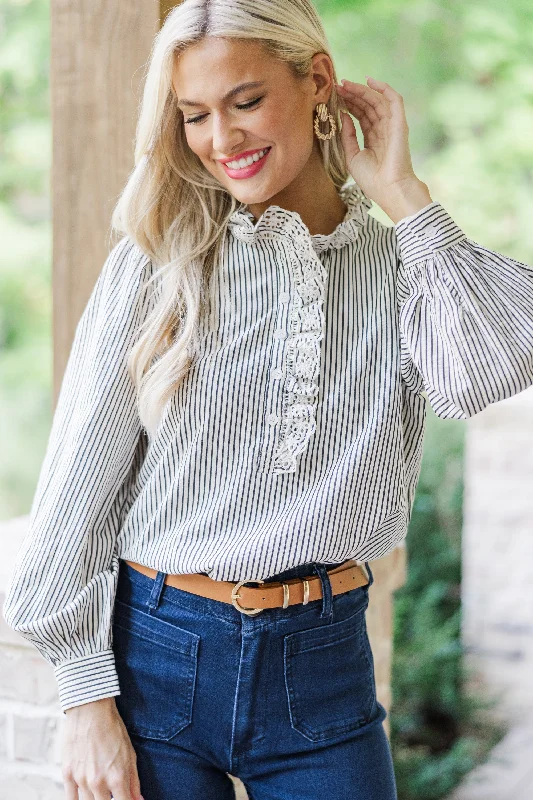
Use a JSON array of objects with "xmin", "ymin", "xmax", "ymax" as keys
[
  {"xmin": 355, "ymin": 210, "xmax": 399, "ymax": 262},
  {"xmin": 87, "ymin": 236, "xmax": 155, "ymax": 330},
  {"xmin": 364, "ymin": 212, "xmax": 396, "ymax": 240},
  {"xmin": 104, "ymin": 235, "xmax": 153, "ymax": 282},
  {"xmin": 97, "ymin": 235, "xmax": 155, "ymax": 309}
]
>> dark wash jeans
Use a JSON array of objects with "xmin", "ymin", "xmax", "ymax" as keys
[{"xmin": 112, "ymin": 557, "xmax": 398, "ymax": 800}]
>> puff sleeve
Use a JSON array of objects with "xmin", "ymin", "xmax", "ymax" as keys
[
  {"xmin": 394, "ymin": 201, "xmax": 533, "ymax": 418},
  {"xmin": 2, "ymin": 236, "xmax": 152, "ymax": 713}
]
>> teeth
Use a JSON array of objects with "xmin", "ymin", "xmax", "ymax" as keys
[{"xmin": 226, "ymin": 148, "xmax": 269, "ymax": 170}]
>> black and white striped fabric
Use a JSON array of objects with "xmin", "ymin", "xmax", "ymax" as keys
[{"xmin": 4, "ymin": 180, "xmax": 533, "ymax": 712}]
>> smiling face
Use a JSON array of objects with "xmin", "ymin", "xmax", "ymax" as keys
[{"xmin": 172, "ymin": 37, "xmax": 334, "ymax": 216}]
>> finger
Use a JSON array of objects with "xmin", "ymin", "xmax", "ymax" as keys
[
  {"xmin": 107, "ymin": 781, "xmax": 133, "ymax": 800},
  {"xmin": 62, "ymin": 775, "xmax": 78, "ymax": 800},
  {"xmin": 338, "ymin": 80, "xmax": 391, "ymax": 120},
  {"xmin": 337, "ymin": 94, "xmax": 380, "ymax": 137},
  {"xmin": 339, "ymin": 111, "xmax": 361, "ymax": 157},
  {"xmin": 338, "ymin": 96, "xmax": 387, "ymax": 148},
  {"xmin": 337, "ymin": 87, "xmax": 380, "ymax": 127},
  {"xmin": 365, "ymin": 76, "xmax": 406, "ymax": 115},
  {"xmin": 109, "ymin": 762, "xmax": 142, "ymax": 800},
  {"xmin": 130, "ymin": 762, "xmax": 142, "ymax": 800},
  {"xmin": 339, "ymin": 89, "xmax": 381, "ymax": 125},
  {"xmin": 92, "ymin": 789, "xmax": 112, "ymax": 800}
]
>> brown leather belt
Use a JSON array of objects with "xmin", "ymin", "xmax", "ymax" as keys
[{"xmin": 123, "ymin": 559, "xmax": 370, "ymax": 616}]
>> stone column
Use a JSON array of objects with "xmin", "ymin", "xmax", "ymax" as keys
[{"xmin": 462, "ymin": 385, "xmax": 533, "ymax": 722}]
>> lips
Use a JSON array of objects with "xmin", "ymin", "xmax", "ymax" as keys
[
  {"xmin": 220, "ymin": 146, "xmax": 272, "ymax": 179},
  {"xmin": 219, "ymin": 146, "xmax": 271, "ymax": 165}
]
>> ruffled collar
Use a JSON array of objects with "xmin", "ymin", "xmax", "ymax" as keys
[{"xmin": 227, "ymin": 180, "xmax": 373, "ymax": 253}]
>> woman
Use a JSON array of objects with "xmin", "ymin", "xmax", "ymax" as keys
[{"xmin": 4, "ymin": 1, "xmax": 533, "ymax": 798}]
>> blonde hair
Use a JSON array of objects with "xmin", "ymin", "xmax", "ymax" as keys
[{"xmin": 110, "ymin": 0, "xmax": 350, "ymax": 439}]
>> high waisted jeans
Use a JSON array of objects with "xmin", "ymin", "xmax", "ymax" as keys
[{"xmin": 112, "ymin": 557, "xmax": 398, "ymax": 799}]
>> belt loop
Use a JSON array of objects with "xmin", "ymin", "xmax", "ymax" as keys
[
  {"xmin": 146, "ymin": 570, "xmax": 167, "ymax": 613},
  {"xmin": 364, "ymin": 560, "xmax": 375, "ymax": 588},
  {"xmin": 313, "ymin": 564, "xmax": 333, "ymax": 621}
]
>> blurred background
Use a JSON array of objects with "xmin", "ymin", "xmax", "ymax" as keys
[{"xmin": 0, "ymin": 0, "xmax": 532, "ymax": 798}]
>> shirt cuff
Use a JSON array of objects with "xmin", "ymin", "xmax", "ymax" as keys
[
  {"xmin": 394, "ymin": 201, "xmax": 468, "ymax": 269},
  {"xmin": 54, "ymin": 649, "xmax": 121, "ymax": 714}
]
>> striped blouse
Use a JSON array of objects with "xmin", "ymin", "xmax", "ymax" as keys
[{"xmin": 4, "ymin": 180, "xmax": 533, "ymax": 713}]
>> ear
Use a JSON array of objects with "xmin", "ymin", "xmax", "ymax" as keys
[{"xmin": 310, "ymin": 52, "xmax": 335, "ymax": 105}]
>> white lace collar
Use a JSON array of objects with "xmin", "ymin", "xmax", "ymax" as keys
[{"xmin": 227, "ymin": 180, "xmax": 373, "ymax": 253}]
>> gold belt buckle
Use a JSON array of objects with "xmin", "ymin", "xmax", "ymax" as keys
[{"xmin": 231, "ymin": 579, "xmax": 265, "ymax": 615}]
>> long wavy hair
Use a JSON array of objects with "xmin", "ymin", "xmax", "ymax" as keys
[{"xmin": 110, "ymin": 0, "xmax": 350, "ymax": 440}]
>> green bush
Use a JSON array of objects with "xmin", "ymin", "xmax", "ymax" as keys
[{"xmin": 390, "ymin": 408, "xmax": 505, "ymax": 799}]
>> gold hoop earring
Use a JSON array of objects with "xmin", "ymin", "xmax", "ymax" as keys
[{"xmin": 314, "ymin": 102, "xmax": 337, "ymax": 140}]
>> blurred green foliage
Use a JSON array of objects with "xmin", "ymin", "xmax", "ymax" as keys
[
  {"xmin": 1, "ymin": 0, "xmax": 531, "ymax": 796},
  {"xmin": 0, "ymin": 0, "xmax": 51, "ymax": 519},
  {"xmin": 317, "ymin": 0, "xmax": 533, "ymax": 261}
]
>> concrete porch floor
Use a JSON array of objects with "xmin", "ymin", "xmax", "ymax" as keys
[{"xmin": 447, "ymin": 722, "xmax": 533, "ymax": 800}]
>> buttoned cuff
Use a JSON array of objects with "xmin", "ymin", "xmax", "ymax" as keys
[
  {"xmin": 54, "ymin": 649, "xmax": 121, "ymax": 714},
  {"xmin": 394, "ymin": 201, "xmax": 468, "ymax": 269}
]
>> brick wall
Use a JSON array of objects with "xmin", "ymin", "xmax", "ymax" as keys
[{"xmin": 0, "ymin": 517, "xmax": 64, "ymax": 799}]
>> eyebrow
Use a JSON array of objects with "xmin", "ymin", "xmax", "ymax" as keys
[{"xmin": 176, "ymin": 81, "xmax": 266, "ymax": 108}]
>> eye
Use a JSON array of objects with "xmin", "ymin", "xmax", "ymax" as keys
[
  {"xmin": 237, "ymin": 96, "xmax": 264, "ymax": 111},
  {"xmin": 184, "ymin": 96, "xmax": 264, "ymax": 125}
]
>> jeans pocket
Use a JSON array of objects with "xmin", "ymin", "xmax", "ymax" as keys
[
  {"xmin": 112, "ymin": 598, "xmax": 200, "ymax": 741},
  {"xmin": 283, "ymin": 603, "xmax": 376, "ymax": 743}
]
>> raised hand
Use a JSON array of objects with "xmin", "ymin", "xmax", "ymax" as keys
[{"xmin": 335, "ymin": 76, "xmax": 432, "ymax": 223}]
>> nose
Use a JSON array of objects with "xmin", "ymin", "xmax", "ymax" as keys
[{"xmin": 211, "ymin": 112, "xmax": 245, "ymax": 160}]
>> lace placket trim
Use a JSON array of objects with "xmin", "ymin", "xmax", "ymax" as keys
[
  {"xmin": 227, "ymin": 182, "xmax": 373, "ymax": 474},
  {"xmin": 271, "ymin": 227, "xmax": 328, "ymax": 473}
]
